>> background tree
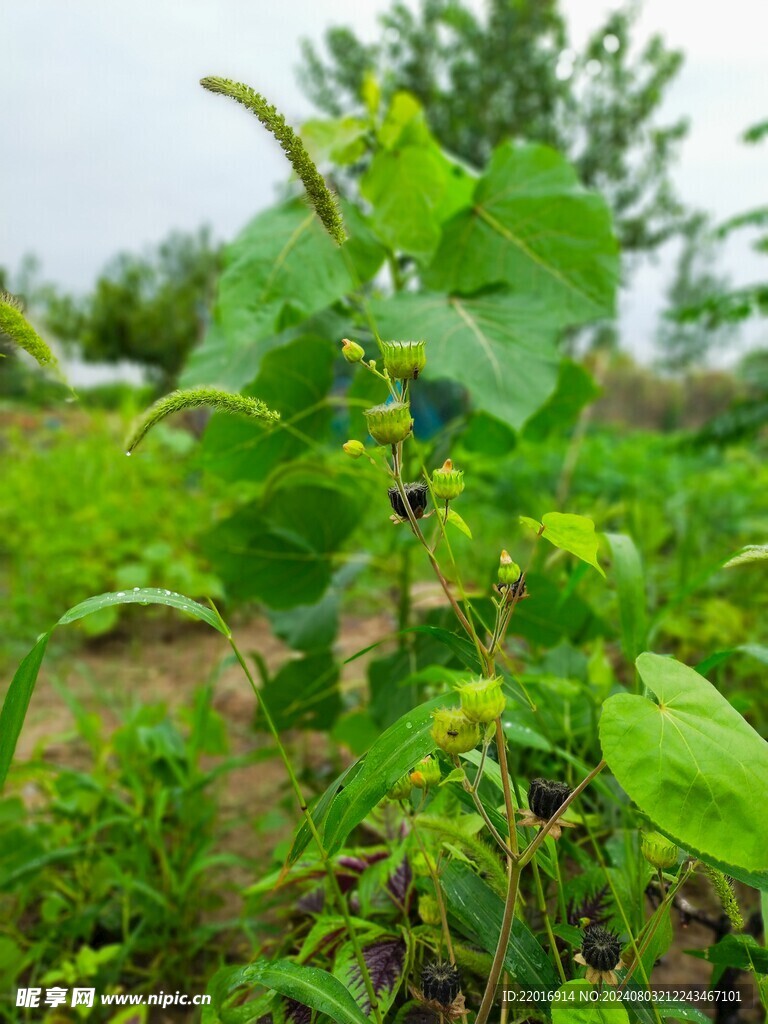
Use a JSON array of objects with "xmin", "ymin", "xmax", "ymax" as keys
[
  {"xmin": 299, "ymin": 0, "xmax": 689, "ymax": 255},
  {"xmin": 43, "ymin": 227, "xmax": 221, "ymax": 387}
]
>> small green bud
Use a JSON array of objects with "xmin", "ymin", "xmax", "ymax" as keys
[
  {"xmin": 410, "ymin": 755, "xmax": 441, "ymax": 789},
  {"xmin": 418, "ymin": 894, "xmax": 442, "ymax": 927},
  {"xmin": 380, "ymin": 339, "xmax": 426, "ymax": 380},
  {"xmin": 432, "ymin": 459, "xmax": 465, "ymax": 501},
  {"xmin": 387, "ymin": 774, "xmax": 413, "ymax": 801},
  {"xmin": 343, "ymin": 439, "xmax": 366, "ymax": 458},
  {"xmin": 640, "ymin": 831, "xmax": 678, "ymax": 870},
  {"xmin": 341, "ymin": 338, "xmax": 365, "ymax": 363},
  {"xmin": 430, "ymin": 708, "xmax": 481, "ymax": 755},
  {"xmin": 457, "ymin": 677, "xmax": 506, "ymax": 724},
  {"xmin": 498, "ymin": 550, "xmax": 521, "ymax": 585},
  {"xmin": 364, "ymin": 402, "xmax": 413, "ymax": 446}
]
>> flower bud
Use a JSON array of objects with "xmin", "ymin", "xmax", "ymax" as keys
[
  {"xmin": 341, "ymin": 338, "xmax": 365, "ymax": 363},
  {"xmin": 497, "ymin": 550, "xmax": 521, "ymax": 585},
  {"xmin": 388, "ymin": 482, "xmax": 428, "ymax": 520},
  {"xmin": 380, "ymin": 339, "xmax": 426, "ymax": 380},
  {"xmin": 364, "ymin": 402, "xmax": 413, "ymax": 446},
  {"xmin": 387, "ymin": 774, "xmax": 413, "ymax": 801},
  {"xmin": 410, "ymin": 755, "xmax": 441, "ymax": 789},
  {"xmin": 421, "ymin": 961, "xmax": 461, "ymax": 1007},
  {"xmin": 343, "ymin": 439, "xmax": 366, "ymax": 458},
  {"xmin": 432, "ymin": 459, "xmax": 465, "ymax": 501},
  {"xmin": 430, "ymin": 708, "xmax": 481, "ymax": 755},
  {"xmin": 418, "ymin": 894, "xmax": 442, "ymax": 927},
  {"xmin": 457, "ymin": 677, "xmax": 506, "ymax": 724},
  {"xmin": 640, "ymin": 830, "xmax": 678, "ymax": 870}
]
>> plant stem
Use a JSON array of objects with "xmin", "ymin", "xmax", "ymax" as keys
[
  {"xmin": 475, "ymin": 860, "xmax": 521, "ymax": 1024},
  {"xmin": 531, "ymin": 856, "xmax": 567, "ymax": 984},
  {"xmin": 219, "ymin": 618, "xmax": 383, "ymax": 1024}
]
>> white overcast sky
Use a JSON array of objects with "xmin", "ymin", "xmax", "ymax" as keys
[{"xmin": 1, "ymin": 0, "xmax": 767, "ymax": 361}]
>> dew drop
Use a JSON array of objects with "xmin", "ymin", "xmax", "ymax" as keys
[
  {"xmin": 133, "ymin": 587, "xmax": 140, "ymax": 591},
  {"xmin": 125, "ymin": 451, "xmax": 131, "ymax": 457},
  {"xmin": 405, "ymin": 722, "xmax": 413, "ymax": 729},
  {"xmin": 116, "ymin": 592, "xmax": 125, "ymax": 597}
]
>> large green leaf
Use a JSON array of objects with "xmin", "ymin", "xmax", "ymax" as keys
[
  {"xmin": 0, "ymin": 590, "xmax": 228, "ymax": 791},
  {"xmin": 551, "ymin": 981, "xmax": 629, "ymax": 1023},
  {"xmin": 201, "ymin": 336, "xmax": 336, "ymax": 482},
  {"xmin": 321, "ymin": 692, "xmax": 460, "ymax": 856},
  {"xmin": 259, "ymin": 651, "xmax": 341, "ymax": 732},
  {"xmin": 441, "ymin": 860, "xmax": 559, "ymax": 1013},
  {"xmin": 425, "ymin": 141, "xmax": 618, "ymax": 324},
  {"xmin": 182, "ymin": 199, "xmax": 384, "ymax": 389},
  {"xmin": 204, "ymin": 471, "xmax": 365, "ymax": 608},
  {"xmin": 521, "ymin": 512, "xmax": 605, "ymax": 576},
  {"xmin": 600, "ymin": 653, "xmax": 768, "ymax": 872},
  {"xmin": 372, "ymin": 291, "xmax": 561, "ymax": 428},
  {"xmin": 207, "ymin": 958, "xmax": 371, "ymax": 1024}
]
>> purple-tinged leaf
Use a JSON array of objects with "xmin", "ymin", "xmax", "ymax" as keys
[
  {"xmin": 334, "ymin": 933, "xmax": 407, "ymax": 1018},
  {"xmin": 387, "ymin": 857, "xmax": 412, "ymax": 907}
]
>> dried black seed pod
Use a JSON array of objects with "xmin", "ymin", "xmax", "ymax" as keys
[
  {"xmin": 388, "ymin": 482, "xmax": 428, "ymax": 519},
  {"xmin": 421, "ymin": 960, "xmax": 461, "ymax": 1006},
  {"xmin": 581, "ymin": 925, "xmax": 622, "ymax": 971},
  {"xmin": 528, "ymin": 778, "xmax": 571, "ymax": 821}
]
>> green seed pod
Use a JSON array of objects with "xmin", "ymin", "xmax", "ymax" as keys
[
  {"xmin": 387, "ymin": 774, "xmax": 413, "ymax": 802},
  {"xmin": 432, "ymin": 459, "xmax": 465, "ymax": 501},
  {"xmin": 430, "ymin": 708, "xmax": 481, "ymax": 755},
  {"xmin": 343, "ymin": 439, "xmax": 366, "ymax": 458},
  {"xmin": 341, "ymin": 338, "xmax": 365, "ymax": 363},
  {"xmin": 704, "ymin": 866, "xmax": 744, "ymax": 930},
  {"xmin": 418, "ymin": 894, "xmax": 442, "ymax": 927},
  {"xmin": 380, "ymin": 339, "xmax": 427, "ymax": 380},
  {"xmin": 364, "ymin": 402, "xmax": 413, "ymax": 446},
  {"xmin": 410, "ymin": 755, "xmax": 441, "ymax": 789},
  {"xmin": 457, "ymin": 677, "xmax": 506, "ymax": 724},
  {"xmin": 497, "ymin": 550, "xmax": 521, "ymax": 586},
  {"xmin": 640, "ymin": 830, "xmax": 678, "ymax": 870}
]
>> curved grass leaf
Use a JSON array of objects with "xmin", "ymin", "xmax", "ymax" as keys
[
  {"xmin": 599, "ymin": 653, "xmax": 768, "ymax": 873},
  {"xmin": 208, "ymin": 958, "xmax": 370, "ymax": 1024},
  {"xmin": 605, "ymin": 533, "xmax": 647, "ymax": 661},
  {"xmin": 0, "ymin": 590, "xmax": 229, "ymax": 791}
]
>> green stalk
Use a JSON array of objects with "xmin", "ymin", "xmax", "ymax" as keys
[{"xmin": 213, "ymin": 610, "xmax": 383, "ymax": 1024}]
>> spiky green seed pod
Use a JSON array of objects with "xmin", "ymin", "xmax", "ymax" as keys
[
  {"xmin": 498, "ymin": 550, "xmax": 521, "ymax": 585},
  {"xmin": 0, "ymin": 292, "xmax": 62, "ymax": 377},
  {"xmin": 432, "ymin": 459, "xmax": 465, "ymax": 501},
  {"xmin": 364, "ymin": 402, "xmax": 412, "ymax": 446},
  {"xmin": 431, "ymin": 708, "xmax": 481, "ymax": 755},
  {"xmin": 457, "ymin": 677, "xmax": 506, "ymax": 724},
  {"xmin": 125, "ymin": 387, "xmax": 279, "ymax": 454},
  {"xmin": 341, "ymin": 338, "xmax": 365, "ymax": 363},
  {"xmin": 418, "ymin": 894, "xmax": 442, "ymax": 927},
  {"xmin": 380, "ymin": 340, "xmax": 426, "ymax": 380},
  {"xmin": 704, "ymin": 866, "xmax": 744, "ymax": 930},
  {"xmin": 410, "ymin": 755, "xmax": 441, "ymax": 789},
  {"xmin": 640, "ymin": 831, "xmax": 678, "ymax": 870},
  {"xmin": 343, "ymin": 439, "xmax": 366, "ymax": 458},
  {"xmin": 387, "ymin": 774, "xmax": 413, "ymax": 802},
  {"xmin": 200, "ymin": 77, "xmax": 346, "ymax": 245}
]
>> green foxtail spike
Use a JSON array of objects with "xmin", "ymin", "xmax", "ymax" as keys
[
  {"xmin": 0, "ymin": 292, "xmax": 62, "ymax": 376},
  {"xmin": 126, "ymin": 386, "xmax": 279, "ymax": 455},
  {"xmin": 200, "ymin": 77, "xmax": 346, "ymax": 245}
]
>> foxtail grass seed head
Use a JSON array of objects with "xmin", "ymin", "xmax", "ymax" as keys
[
  {"xmin": 421, "ymin": 960, "xmax": 461, "ymax": 1007},
  {"xmin": 528, "ymin": 778, "xmax": 572, "ymax": 821},
  {"xmin": 418, "ymin": 894, "xmax": 442, "ymax": 927},
  {"xmin": 200, "ymin": 77, "xmax": 346, "ymax": 245},
  {"xmin": 342, "ymin": 439, "xmax": 366, "ymax": 458},
  {"xmin": 410, "ymin": 755, "xmax": 441, "ymax": 789},
  {"xmin": 380, "ymin": 339, "xmax": 426, "ymax": 380},
  {"xmin": 430, "ymin": 708, "xmax": 481, "ymax": 755},
  {"xmin": 388, "ymin": 482, "xmax": 428, "ymax": 520},
  {"xmin": 125, "ymin": 387, "xmax": 279, "ymax": 455},
  {"xmin": 457, "ymin": 677, "xmax": 506, "ymax": 724},
  {"xmin": 497, "ymin": 550, "xmax": 521, "ymax": 586},
  {"xmin": 387, "ymin": 774, "xmax": 413, "ymax": 802},
  {"xmin": 640, "ymin": 830, "xmax": 678, "ymax": 870},
  {"xmin": 432, "ymin": 459, "xmax": 465, "ymax": 501},
  {"xmin": 364, "ymin": 402, "xmax": 413, "ymax": 446},
  {"xmin": 575, "ymin": 925, "xmax": 623, "ymax": 985},
  {"xmin": 704, "ymin": 866, "xmax": 744, "ymax": 930},
  {"xmin": 0, "ymin": 292, "xmax": 61, "ymax": 376},
  {"xmin": 341, "ymin": 338, "xmax": 365, "ymax": 363}
]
